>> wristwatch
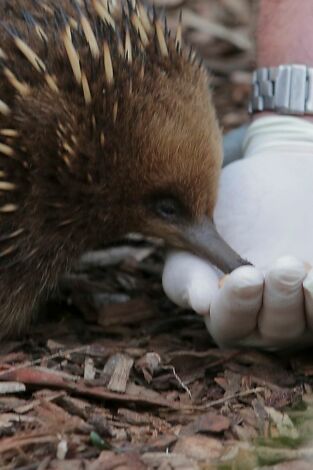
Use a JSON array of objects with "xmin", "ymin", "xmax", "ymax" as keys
[{"xmin": 249, "ymin": 64, "xmax": 313, "ymax": 115}]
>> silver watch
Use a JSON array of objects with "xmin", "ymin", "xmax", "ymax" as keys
[{"xmin": 249, "ymin": 65, "xmax": 313, "ymax": 115}]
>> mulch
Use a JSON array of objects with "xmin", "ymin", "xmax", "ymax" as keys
[{"xmin": 2, "ymin": 1, "xmax": 313, "ymax": 469}]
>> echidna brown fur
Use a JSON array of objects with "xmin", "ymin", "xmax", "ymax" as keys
[{"xmin": 0, "ymin": 0, "xmax": 222, "ymax": 337}]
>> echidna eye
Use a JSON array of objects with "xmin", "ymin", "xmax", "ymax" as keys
[{"xmin": 153, "ymin": 198, "xmax": 183, "ymax": 222}]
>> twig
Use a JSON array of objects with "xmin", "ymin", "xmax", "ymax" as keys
[
  {"xmin": 0, "ymin": 346, "xmax": 89, "ymax": 378},
  {"xmin": 162, "ymin": 365, "xmax": 192, "ymax": 400}
]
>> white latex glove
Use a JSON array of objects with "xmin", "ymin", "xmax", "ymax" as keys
[{"xmin": 163, "ymin": 116, "xmax": 313, "ymax": 349}]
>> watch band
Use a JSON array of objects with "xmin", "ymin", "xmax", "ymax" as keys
[{"xmin": 249, "ymin": 65, "xmax": 313, "ymax": 115}]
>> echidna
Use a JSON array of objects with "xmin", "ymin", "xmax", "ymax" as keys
[{"xmin": 0, "ymin": 0, "xmax": 247, "ymax": 337}]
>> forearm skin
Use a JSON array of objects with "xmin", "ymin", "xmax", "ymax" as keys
[{"xmin": 257, "ymin": 0, "xmax": 313, "ymax": 67}]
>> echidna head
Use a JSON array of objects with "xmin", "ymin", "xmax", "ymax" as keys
[
  {"xmin": 107, "ymin": 61, "xmax": 246, "ymax": 274},
  {"xmin": 75, "ymin": 51, "xmax": 244, "ymax": 273}
]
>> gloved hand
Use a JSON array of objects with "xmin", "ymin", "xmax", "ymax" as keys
[{"xmin": 163, "ymin": 116, "xmax": 313, "ymax": 349}]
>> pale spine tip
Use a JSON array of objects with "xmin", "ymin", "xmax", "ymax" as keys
[
  {"xmin": 81, "ymin": 15, "xmax": 100, "ymax": 58},
  {"xmin": 81, "ymin": 71, "xmax": 92, "ymax": 104},
  {"xmin": 45, "ymin": 74, "xmax": 59, "ymax": 93},
  {"xmin": 62, "ymin": 27, "xmax": 82, "ymax": 84},
  {"xmin": 113, "ymin": 101, "xmax": 118, "ymax": 123},
  {"xmin": 0, "ymin": 181, "xmax": 16, "ymax": 191},
  {"xmin": 0, "ymin": 204, "xmax": 18, "ymax": 213},
  {"xmin": 175, "ymin": 11, "xmax": 183, "ymax": 52},
  {"xmin": 131, "ymin": 13, "xmax": 149, "ymax": 47},
  {"xmin": 137, "ymin": 3, "xmax": 153, "ymax": 34},
  {"xmin": 0, "ymin": 100, "xmax": 11, "ymax": 116},
  {"xmin": 3, "ymin": 68, "xmax": 31, "ymax": 97},
  {"xmin": 155, "ymin": 20, "xmax": 169, "ymax": 57},
  {"xmin": 124, "ymin": 27, "xmax": 133, "ymax": 63},
  {"xmin": 0, "ymin": 246, "xmax": 18, "ymax": 258},
  {"xmin": 92, "ymin": 0, "xmax": 116, "ymax": 29},
  {"xmin": 0, "ymin": 48, "xmax": 7, "ymax": 60},
  {"xmin": 15, "ymin": 37, "xmax": 46, "ymax": 73},
  {"xmin": 0, "ymin": 129, "xmax": 18, "ymax": 137},
  {"xmin": 0, "ymin": 143, "xmax": 14, "ymax": 157},
  {"xmin": 103, "ymin": 41, "xmax": 114, "ymax": 85}
]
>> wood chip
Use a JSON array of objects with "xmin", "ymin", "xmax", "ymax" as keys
[
  {"xmin": 0, "ymin": 382, "xmax": 26, "ymax": 394},
  {"xmin": 180, "ymin": 412, "xmax": 231, "ymax": 436},
  {"xmin": 173, "ymin": 435, "xmax": 223, "ymax": 462},
  {"xmin": 142, "ymin": 452, "xmax": 198, "ymax": 470},
  {"xmin": 102, "ymin": 353, "xmax": 134, "ymax": 393},
  {"xmin": 84, "ymin": 357, "xmax": 96, "ymax": 381},
  {"xmin": 98, "ymin": 298, "xmax": 155, "ymax": 328},
  {"xmin": 56, "ymin": 439, "xmax": 68, "ymax": 460}
]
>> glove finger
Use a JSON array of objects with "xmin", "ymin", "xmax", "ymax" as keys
[
  {"xmin": 206, "ymin": 266, "xmax": 264, "ymax": 346},
  {"xmin": 258, "ymin": 256, "xmax": 307, "ymax": 343},
  {"xmin": 162, "ymin": 250, "xmax": 219, "ymax": 314}
]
